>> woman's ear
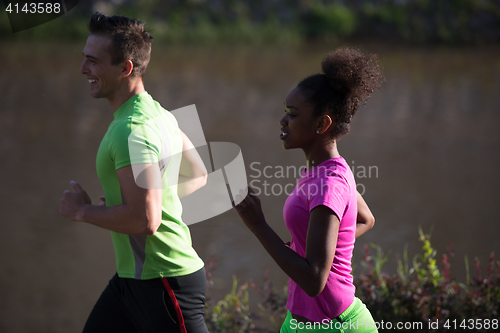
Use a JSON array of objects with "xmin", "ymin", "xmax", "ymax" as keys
[{"xmin": 317, "ymin": 114, "xmax": 333, "ymax": 134}]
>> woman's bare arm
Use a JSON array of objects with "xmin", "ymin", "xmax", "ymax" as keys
[{"xmin": 355, "ymin": 191, "xmax": 375, "ymax": 238}]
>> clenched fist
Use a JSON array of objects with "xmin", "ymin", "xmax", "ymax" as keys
[{"xmin": 60, "ymin": 181, "xmax": 91, "ymax": 221}]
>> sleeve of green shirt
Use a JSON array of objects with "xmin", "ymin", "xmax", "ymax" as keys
[{"xmin": 109, "ymin": 119, "xmax": 162, "ymax": 170}]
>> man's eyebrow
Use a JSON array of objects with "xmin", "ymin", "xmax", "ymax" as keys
[{"xmin": 83, "ymin": 53, "xmax": 99, "ymax": 61}]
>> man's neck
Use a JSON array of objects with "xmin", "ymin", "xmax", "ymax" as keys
[{"xmin": 109, "ymin": 80, "xmax": 146, "ymax": 112}]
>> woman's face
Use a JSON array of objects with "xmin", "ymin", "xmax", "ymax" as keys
[{"xmin": 280, "ymin": 87, "xmax": 318, "ymax": 150}]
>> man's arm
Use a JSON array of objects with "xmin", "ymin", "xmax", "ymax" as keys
[
  {"xmin": 177, "ymin": 131, "xmax": 208, "ymax": 198},
  {"xmin": 355, "ymin": 191, "xmax": 375, "ymax": 238},
  {"xmin": 59, "ymin": 164, "xmax": 162, "ymax": 235}
]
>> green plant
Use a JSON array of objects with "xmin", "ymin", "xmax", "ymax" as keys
[
  {"xmin": 356, "ymin": 228, "xmax": 500, "ymax": 332},
  {"xmin": 203, "ymin": 256, "xmax": 255, "ymax": 332},
  {"xmin": 203, "ymin": 259, "xmax": 287, "ymax": 332},
  {"xmin": 205, "ymin": 276, "xmax": 254, "ymax": 333},
  {"xmin": 301, "ymin": 3, "xmax": 357, "ymax": 39},
  {"xmin": 251, "ymin": 270, "xmax": 288, "ymax": 332},
  {"xmin": 202, "ymin": 228, "xmax": 500, "ymax": 332},
  {"xmin": 413, "ymin": 227, "xmax": 443, "ymax": 286}
]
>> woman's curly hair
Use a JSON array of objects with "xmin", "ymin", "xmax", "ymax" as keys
[{"xmin": 297, "ymin": 48, "xmax": 385, "ymax": 139}]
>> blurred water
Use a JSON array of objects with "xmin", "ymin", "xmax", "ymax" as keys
[{"xmin": 1, "ymin": 41, "xmax": 499, "ymax": 332}]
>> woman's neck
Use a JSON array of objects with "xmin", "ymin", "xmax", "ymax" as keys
[{"xmin": 304, "ymin": 140, "xmax": 340, "ymax": 171}]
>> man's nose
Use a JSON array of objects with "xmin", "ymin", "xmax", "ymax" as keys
[{"xmin": 80, "ymin": 60, "xmax": 88, "ymax": 75}]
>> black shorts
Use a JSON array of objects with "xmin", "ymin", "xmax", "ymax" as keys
[{"xmin": 82, "ymin": 267, "xmax": 209, "ymax": 333}]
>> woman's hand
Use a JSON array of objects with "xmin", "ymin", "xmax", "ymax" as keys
[{"xmin": 233, "ymin": 186, "xmax": 267, "ymax": 234}]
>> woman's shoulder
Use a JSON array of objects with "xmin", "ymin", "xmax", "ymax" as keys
[{"xmin": 306, "ymin": 157, "xmax": 349, "ymax": 178}]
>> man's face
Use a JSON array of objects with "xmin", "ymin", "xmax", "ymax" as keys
[{"xmin": 80, "ymin": 34, "xmax": 123, "ymax": 100}]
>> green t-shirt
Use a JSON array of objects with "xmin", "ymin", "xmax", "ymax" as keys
[{"xmin": 96, "ymin": 92, "xmax": 204, "ymax": 279}]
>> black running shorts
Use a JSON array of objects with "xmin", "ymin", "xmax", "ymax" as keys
[{"xmin": 82, "ymin": 267, "xmax": 208, "ymax": 333}]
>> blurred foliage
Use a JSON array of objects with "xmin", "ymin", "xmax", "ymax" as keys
[
  {"xmin": 1, "ymin": 0, "xmax": 499, "ymax": 44},
  {"xmin": 205, "ymin": 275, "xmax": 254, "ymax": 332},
  {"xmin": 203, "ymin": 256, "xmax": 287, "ymax": 332},
  {"xmin": 204, "ymin": 229, "xmax": 500, "ymax": 332},
  {"xmin": 301, "ymin": 3, "xmax": 357, "ymax": 39},
  {"xmin": 357, "ymin": 230, "xmax": 500, "ymax": 332}
]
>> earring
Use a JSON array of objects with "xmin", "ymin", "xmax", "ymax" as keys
[{"xmin": 316, "ymin": 130, "xmax": 320, "ymax": 134}]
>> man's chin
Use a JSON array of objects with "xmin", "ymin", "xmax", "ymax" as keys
[{"xmin": 90, "ymin": 91, "xmax": 103, "ymax": 99}]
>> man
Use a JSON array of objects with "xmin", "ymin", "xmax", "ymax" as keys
[{"xmin": 60, "ymin": 12, "xmax": 209, "ymax": 333}]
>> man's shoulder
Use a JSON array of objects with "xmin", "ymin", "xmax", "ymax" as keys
[
  {"xmin": 128, "ymin": 93, "xmax": 172, "ymax": 121},
  {"xmin": 136, "ymin": 95, "xmax": 179, "ymax": 129},
  {"xmin": 112, "ymin": 93, "xmax": 178, "ymax": 140}
]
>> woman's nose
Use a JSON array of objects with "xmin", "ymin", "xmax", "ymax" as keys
[{"xmin": 279, "ymin": 115, "xmax": 287, "ymax": 126}]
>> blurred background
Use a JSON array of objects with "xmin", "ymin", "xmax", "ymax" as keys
[{"xmin": 1, "ymin": 0, "xmax": 499, "ymax": 332}]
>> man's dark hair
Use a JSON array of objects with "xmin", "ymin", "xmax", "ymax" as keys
[{"xmin": 88, "ymin": 12, "xmax": 153, "ymax": 78}]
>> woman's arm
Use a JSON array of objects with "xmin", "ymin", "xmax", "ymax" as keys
[
  {"xmin": 177, "ymin": 131, "xmax": 208, "ymax": 198},
  {"xmin": 234, "ymin": 187, "xmax": 339, "ymax": 297},
  {"xmin": 355, "ymin": 191, "xmax": 375, "ymax": 238}
]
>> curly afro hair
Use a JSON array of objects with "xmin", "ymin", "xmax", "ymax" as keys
[{"xmin": 297, "ymin": 48, "xmax": 384, "ymax": 139}]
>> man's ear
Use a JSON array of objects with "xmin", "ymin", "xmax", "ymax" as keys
[
  {"xmin": 317, "ymin": 114, "xmax": 333, "ymax": 134},
  {"xmin": 121, "ymin": 60, "xmax": 134, "ymax": 78}
]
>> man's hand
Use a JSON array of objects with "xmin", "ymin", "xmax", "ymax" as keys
[{"xmin": 60, "ymin": 181, "xmax": 91, "ymax": 221}]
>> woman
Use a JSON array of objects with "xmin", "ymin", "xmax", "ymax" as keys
[{"xmin": 234, "ymin": 48, "xmax": 384, "ymax": 332}]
